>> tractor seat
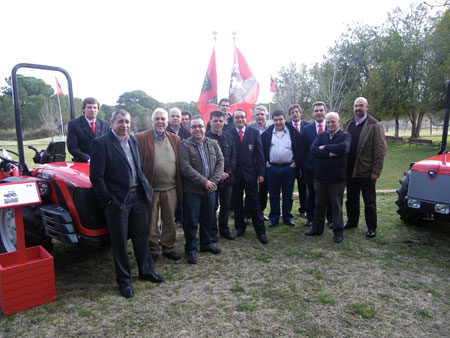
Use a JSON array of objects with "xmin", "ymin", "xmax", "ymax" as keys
[{"xmin": 41, "ymin": 141, "xmax": 66, "ymax": 164}]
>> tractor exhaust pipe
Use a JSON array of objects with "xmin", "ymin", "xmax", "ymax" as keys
[{"xmin": 438, "ymin": 80, "xmax": 450, "ymax": 155}]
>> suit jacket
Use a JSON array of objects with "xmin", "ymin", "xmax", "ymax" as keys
[
  {"xmin": 289, "ymin": 120, "xmax": 309, "ymax": 134},
  {"xmin": 261, "ymin": 123, "xmax": 302, "ymax": 166},
  {"xmin": 90, "ymin": 131, "xmax": 153, "ymax": 208},
  {"xmin": 135, "ymin": 129, "xmax": 183, "ymax": 202},
  {"xmin": 302, "ymin": 122, "xmax": 326, "ymax": 172},
  {"xmin": 228, "ymin": 126, "xmax": 265, "ymax": 182},
  {"xmin": 67, "ymin": 115, "xmax": 110, "ymax": 162},
  {"xmin": 166, "ymin": 124, "xmax": 191, "ymax": 141}
]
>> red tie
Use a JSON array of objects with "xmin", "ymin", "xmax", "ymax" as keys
[
  {"xmin": 318, "ymin": 123, "xmax": 323, "ymax": 133},
  {"xmin": 90, "ymin": 121, "xmax": 95, "ymax": 135},
  {"xmin": 239, "ymin": 130, "xmax": 243, "ymax": 142},
  {"xmin": 295, "ymin": 122, "xmax": 300, "ymax": 132}
]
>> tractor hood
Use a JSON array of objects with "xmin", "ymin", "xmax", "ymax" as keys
[
  {"xmin": 411, "ymin": 153, "xmax": 450, "ymax": 179},
  {"xmin": 32, "ymin": 162, "xmax": 92, "ymax": 188}
]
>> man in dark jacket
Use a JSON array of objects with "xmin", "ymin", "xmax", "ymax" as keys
[
  {"xmin": 305, "ymin": 112, "xmax": 351, "ymax": 243},
  {"xmin": 67, "ymin": 97, "xmax": 109, "ymax": 162},
  {"xmin": 166, "ymin": 107, "xmax": 191, "ymax": 140},
  {"xmin": 90, "ymin": 109, "xmax": 163, "ymax": 298},
  {"xmin": 206, "ymin": 110, "xmax": 237, "ymax": 241},
  {"xmin": 179, "ymin": 116, "xmax": 224, "ymax": 264}
]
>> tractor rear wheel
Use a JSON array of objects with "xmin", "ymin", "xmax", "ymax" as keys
[{"xmin": 395, "ymin": 171, "xmax": 424, "ymax": 225}]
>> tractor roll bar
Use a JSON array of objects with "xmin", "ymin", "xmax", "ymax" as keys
[
  {"xmin": 11, "ymin": 63, "xmax": 75, "ymax": 173},
  {"xmin": 439, "ymin": 80, "xmax": 450, "ymax": 155}
]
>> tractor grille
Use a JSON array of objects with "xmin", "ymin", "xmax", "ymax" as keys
[
  {"xmin": 408, "ymin": 171, "xmax": 450, "ymax": 204},
  {"xmin": 73, "ymin": 188, "xmax": 107, "ymax": 230}
]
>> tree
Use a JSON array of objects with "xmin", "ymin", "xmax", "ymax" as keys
[{"xmin": 39, "ymin": 99, "xmax": 60, "ymax": 140}]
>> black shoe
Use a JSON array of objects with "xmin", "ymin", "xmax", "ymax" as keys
[
  {"xmin": 304, "ymin": 229, "xmax": 322, "ymax": 236},
  {"xmin": 200, "ymin": 246, "xmax": 222, "ymax": 255},
  {"xmin": 343, "ymin": 221, "xmax": 357, "ymax": 230},
  {"xmin": 151, "ymin": 253, "xmax": 159, "ymax": 262},
  {"xmin": 236, "ymin": 228, "xmax": 245, "ymax": 236},
  {"xmin": 257, "ymin": 234, "xmax": 269, "ymax": 244},
  {"xmin": 186, "ymin": 253, "xmax": 197, "ymax": 264},
  {"xmin": 299, "ymin": 211, "xmax": 307, "ymax": 218},
  {"xmin": 139, "ymin": 272, "xmax": 164, "ymax": 283},
  {"xmin": 211, "ymin": 235, "xmax": 219, "ymax": 243},
  {"xmin": 162, "ymin": 251, "xmax": 181, "ymax": 261},
  {"xmin": 268, "ymin": 220, "xmax": 278, "ymax": 228},
  {"xmin": 284, "ymin": 220, "xmax": 295, "ymax": 227},
  {"xmin": 366, "ymin": 229, "xmax": 376, "ymax": 238},
  {"xmin": 327, "ymin": 222, "xmax": 334, "ymax": 229},
  {"xmin": 333, "ymin": 235, "xmax": 343, "ymax": 243},
  {"xmin": 220, "ymin": 232, "xmax": 235, "ymax": 240},
  {"xmin": 119, "ymin": 284, "xmax": 134, "ymax": 298},
  {"xmin": 304, "ymin": 220, "xmax": 313, "ymax": 227},
  {"xmin": 263, "ymin": 215, "xmax": 269, "ymax": 221}
]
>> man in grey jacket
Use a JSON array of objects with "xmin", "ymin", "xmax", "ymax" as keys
[
  {"xmin": 179, "ymin": 116, "xmax": 224, "ymax": 264},
  {"xmin": 343, "ymin": 97, "xmax": 387, "ymax": 238}
]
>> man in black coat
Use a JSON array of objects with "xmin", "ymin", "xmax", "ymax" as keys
[
  {"xmin": 67, "ymin": 97, "xmax": 109, "ymax": 162},
  {"xmin": 305, "ymin": 112, "xmax": 351, "ymax": 243},
  {"xmin": 206, "ymin": 110, "xmax": 237, "ymax": 241},
  {"xmin": 228, "ymin": 109, "xmax": 268, "ymax": 244},
  {"xmin": 90, "ymin": 109, "xmax": 163, "ymax": 298},
  {"xmin": 166, "ymin": 107, "xmax": 191, "ymax": 140}
]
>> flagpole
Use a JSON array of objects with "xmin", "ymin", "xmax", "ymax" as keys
[{"xmin": 56, "ymin": 93, "xmax": 64, "ymax": 140}]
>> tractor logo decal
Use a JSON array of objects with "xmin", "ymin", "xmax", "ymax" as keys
[{"xmin": 427, "ymin": 170, "xmax": 437, "ymax": 178}]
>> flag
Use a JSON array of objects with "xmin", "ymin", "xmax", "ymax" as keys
[
  {"xmin": 55, "ymin": 77, "xmax": 64, "ymax": 95},
  {"xmin": 197, "ymin": 47, "xmax": 218, "ymax": 123},
  {"xmin": 270, "ymin": 74, "xmax": 276, "ymax": 92},
  {"xmin": 228, "ymin": 47, "xmax": 259, "ymax": 124}
]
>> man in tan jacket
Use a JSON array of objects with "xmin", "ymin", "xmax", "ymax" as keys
[
  {"xmin": 136, "ymin": 108, "xmax": 183, "ymax": 262},
  {"xmin": 343, "ymin": 97, "xmax": 387, "ymax": 238}
]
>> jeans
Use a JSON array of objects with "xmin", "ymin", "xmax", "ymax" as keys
[{"xmin": 267, "ymin": 164, "xmax": 295, "ymax": 223}]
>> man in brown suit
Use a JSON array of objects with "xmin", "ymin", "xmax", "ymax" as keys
[{"xmin": 136, "ymin": 108, "xmax": 183, "ymax": 262}]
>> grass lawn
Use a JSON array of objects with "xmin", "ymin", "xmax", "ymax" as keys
[{"xmin": 0, "ymin": 139, "xmax": 449, "ymax": 337}]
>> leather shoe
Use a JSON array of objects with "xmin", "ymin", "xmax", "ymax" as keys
[
  {"xmin": 284, "ymin": 220, "xmax": 295, "ymax": 227},
  {"xmin": 299, "ymin": 211, "xmax": 307, "ymax": 218},
  {"xmin": 186, "ymin": 253, "xmax": 197, "ymax": 264},
  {"xmin": 268, "ymin": 220, "xmax": 278, "ymax": 228},
  {"xmin": 220, "ymin": 232, "xmax": 235, "ymax": 240},
  {"xmin": 200, "ymin": 246, "xmax": 222, "ymax": 255},
  {"xmin": 366, "ymin": 229, "xmax": 376, "ymax": 238},
  {"xmin": 211, "ymin": 235, "xmax": 218, "ymax": 243},
  {"xmin": 236, "ymin": 228, "xmax": 245, "ymax": 236},
  {"xmin": 327, "ymin": 222, "xmax": 334, "ymax": 229},
  {"xmin": 151, "ymin": 253, "xmax": 159, "ymax": 263},
  {"xmin": 162, "ymin": 251, "xmax": 181, "ymax": 261},
  {"xmin": 139, "ymin": 272, "xmax": 164, "ymax": 283},
  {"xmin": 333, "ymin": 235, "xmax": 343, "ymax": 243},
  {"xmin": 304, "ymin": 220, "xmax": 312, "ymax": 227},
  {"xmin": 343, "ymin": 221, "xmax": 357, "ymax": 230},
  {"xmin": 304, "ymin": 229, "xmax": 322, "ymax": 236},
  {"xmin": 257, "ymin": 234, "xmax": 269, "ymax": 244},
  {"xmin": 263, "ymin": 215, "xmax": 269, "ymax": 221},
  {"xmin": 119, "ymin": 284, "xmax": 134, "ymax": 298}
]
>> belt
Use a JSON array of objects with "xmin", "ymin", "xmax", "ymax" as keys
[{"xmin": 270, "ymin": 162, "xmax": 292, "ymax": 167}]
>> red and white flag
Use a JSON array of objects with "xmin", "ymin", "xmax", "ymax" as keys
[
  {"xmin": 270, "ymin": 74, "xmax": 276, "ymax": 93},
  {"xmin": 197, "ymin": 47, "xmax": 218, "ymax": 123},
  {"xmin": 55, "ymin": 76, "xmax": 64, "ymax": 95},
  {"xmin": 228, "ymin": 47, "xmax": 259, "ymax": 124}
]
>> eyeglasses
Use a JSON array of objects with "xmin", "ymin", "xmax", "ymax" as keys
[
  {"xmin": 234, "ymin": 116, "xmax": 246, "ymax": 119},
  {"xmin": 191, "ymin": 124, "xmax": 204, "ymax": 129}
]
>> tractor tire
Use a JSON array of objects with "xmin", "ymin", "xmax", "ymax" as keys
[
  {"xmin": 0, "ymin": 208, "xmax": 17, "ymax": 253},
  {"xmin": 395, "ymin": 171, "xmax": 423, "ymax": 225}
]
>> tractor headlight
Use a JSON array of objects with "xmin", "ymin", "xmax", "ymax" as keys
[
  {"xmin": 435, "ymin": 204, "xmax": 450, "ymax": 215},
  {"xmin": 407, "ymin": 199, "xmax": 421, "ymax": 209},
  {"xmin": 37, "ymin": 180, "xmax": 51, "ymax": 196}
]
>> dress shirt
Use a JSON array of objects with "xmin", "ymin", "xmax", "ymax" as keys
[
  {"xmin": 152, "ymin": 129, "xmax": 167, "ymax": 142},
  {"xmin": 194, "ymin": 139, "xmax": 210, "ymax": 179},
  {"xmin": 269, "ymin": 127, "xmax": 293, "ymax": 164},
  {"xmin": 355, "ymin": 114, "xmax": 368, "ymax": 127}
]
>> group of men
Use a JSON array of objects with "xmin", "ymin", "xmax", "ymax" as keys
[{"xmin": 67, "ymin": 95, "xmax": 386, "ymax": 298}]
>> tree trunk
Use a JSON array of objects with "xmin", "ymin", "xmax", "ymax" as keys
[{"xmin": 395, "ymin": 117, "xmax": 399, "ymax": 137}]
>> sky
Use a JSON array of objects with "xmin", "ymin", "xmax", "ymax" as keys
[{"xmin": 2, "ymin": 0, "xmax": 424, "ymax": 108}]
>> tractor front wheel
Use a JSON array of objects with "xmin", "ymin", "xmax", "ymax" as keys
[
  {"xmin": 0, "ymin": 208, "xmax": 17, "ymax": 253},
  {"xmin": 395, "ymin": 171, "xmax": 424, "ymax": 225}
]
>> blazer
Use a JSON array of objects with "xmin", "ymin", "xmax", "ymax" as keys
[
  {"xmin": 67, "ymin": 115, "xmax": 110, "ymax": 162},
  {"xmin": 166, "ymin": 124, "xmax": 191, "ymax": 141},
  {"xmin": 302, "ymin": 122, "xmax": 326, "ymax": 172},
  {"xmin": 261, "ymin": 123, "xmax": 302, "ymax": 166},
  {"xmin": 135, "ymin": 129, "xmax": 183, "ymax": 202},
  {"xmin": 288, "ymin": 120, "xmax": 309, "ymax": 134},
  {"xmin": 227, "ymin": 126, "xmax": 265, "ymax": 182},
  {"xmin": 90, "ymin": 131, "xmax": 153, "ymax": 208}
]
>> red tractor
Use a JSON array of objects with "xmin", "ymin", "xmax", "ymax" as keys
[
  {"xmin": 0, "ymin": 63, "xmax": 109, "ymax": 253},
  {"xmin": 396, "ymin": 81, "xmax": 450, "ymax": 224}
]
